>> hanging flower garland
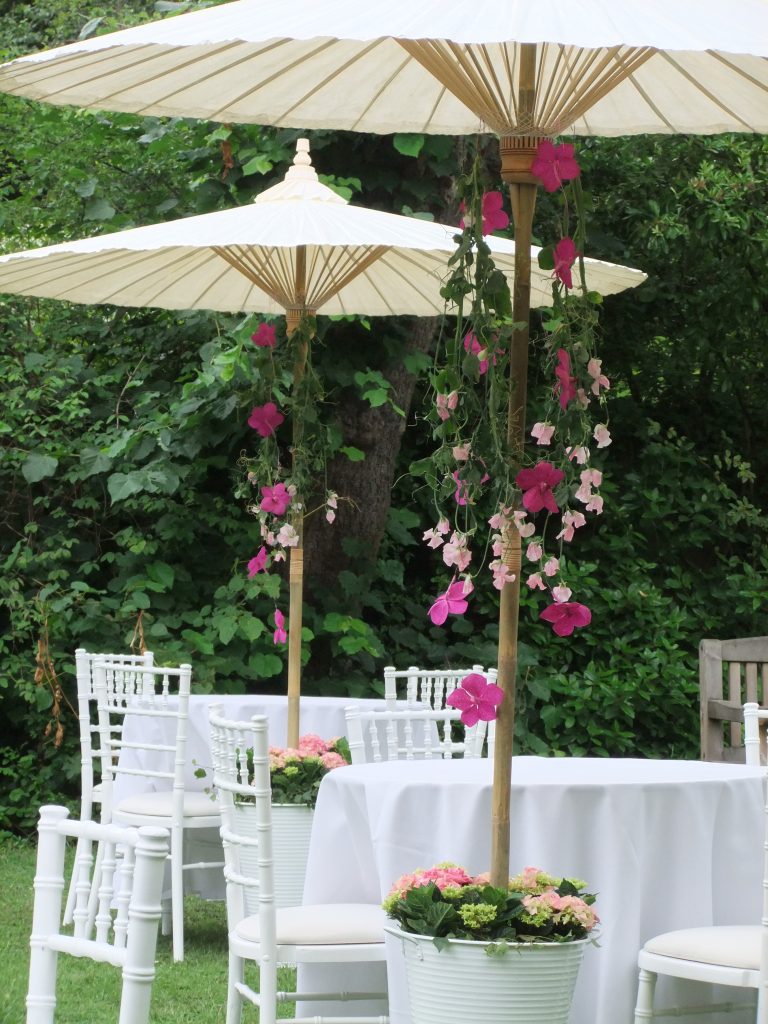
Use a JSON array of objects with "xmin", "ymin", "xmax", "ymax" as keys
[
  {"xmin": 418, "ymin": 140, "xmax": 611, "ymax": 636},
  {"xmin": 241, "ymin": 314, "xmax": 340, "ymax": 643}
]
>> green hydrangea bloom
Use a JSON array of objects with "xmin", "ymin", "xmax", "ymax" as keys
[{"xmin": 458, "ymin": 903, "xmax": 498, "ymax": 929}]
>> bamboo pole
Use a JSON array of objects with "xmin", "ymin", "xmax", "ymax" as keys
[
  {"xmin": 285, "ymin": 246, "xmax": 309, "ymax": 748},
  {"xmin": 490, "ymin": 45, "xmax": 540, "ymax": 888}
]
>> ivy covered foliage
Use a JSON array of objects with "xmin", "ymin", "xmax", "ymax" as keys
[{"xmin": 1, "ymin": 1, "xmax": 767, "ymax": 832}]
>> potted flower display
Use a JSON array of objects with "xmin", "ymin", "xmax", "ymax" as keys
[
  {"xmin": 232, "ymin": 733, "xmax": 349, "ymax": 909},
  {"xmin": 383, "ymin": 863, "xmax": 599, "ymax": 1024}
]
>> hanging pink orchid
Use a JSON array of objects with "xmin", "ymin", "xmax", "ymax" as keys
[
  {"xmin": 259, "ymin": 482, "xmax": 292, "ymax": 516},
  {"xmin": 530, "ymin": 140, "xmax": 581, "ymax": 194},
  {"xmin": 273, "ymin": 608, "xmax": 287, "ymax": 645},
  {"xmin": 553, "ymin": 237, "xmax": 577, "ymax": 289},
  {"xmin": 247, "ymin": 546, "xmax": 268, "ymax": 577},
  {"xmin": 446, "ymin": 673, "xmax": 504, "ymax": 727},
  {"xmin": 428, "ymin": 578, "xmax": 473, "ymax": 626},
  {"xmin": 540, "ymin": 601, "xmax": 592, "ymax": 637},
  {"xmin": 459, "ymin": 191, "xmax": 509, "ymax": 236},
  {"xmin": 515, "ymin": 462, "xmax": 564, "ymax": 515},
  {"xmin": 554, "ymin": 348, "xmax": 577, "ymax": 410},
  {"xmin": 251, "ymin": 323, "xmax": 277, "ymax": 349},
  {"xmin": 248, "ymin": 402, "xmax": 284, "ymax": 437}
]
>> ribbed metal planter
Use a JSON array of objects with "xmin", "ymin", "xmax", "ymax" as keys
[
  {"xmin": 385, "ymin": 927, "xmax": 586, "ymax": 1024},
  {"xmin": 233, "ymin": 802, "xmax": 314, "ymax": 911}
]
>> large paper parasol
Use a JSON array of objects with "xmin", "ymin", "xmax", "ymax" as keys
[
  {"xmin": 0, "ymin": 136, "xmax": 646, "ymax": 747},
  {"xmin": 1, "ymin": 0, "xmax": 763, "ymax": 882}
]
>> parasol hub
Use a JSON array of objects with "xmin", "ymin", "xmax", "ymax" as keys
[
  {"xmin": 253, "ymin": 138, "xmax": 347, "ymax": 205},
  {"xmin": 499, "ymin": 135, "xmax": 547, "ymax": 186}
]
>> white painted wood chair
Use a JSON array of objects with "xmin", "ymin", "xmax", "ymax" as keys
[
  {"xmin": 26, "ymin": 805, "xmax": 168, "ymax": 1024},
  {"xmin": 93, "ymin": 659, "xmax": 221, "ymax": 961},
  {"xmin": 700, "ymin": 637, "xmax": 768, "ymax": 762},
  {"xmin": 63, "ymin": 648, "xmax": 154, "ymax": 927},
  {"xmin": 208, "ymin": 704, "xmax": 389, "ymax": 1024},
  {"xmin": 344, "ymin": 705, "xmax": 491, "ymax": 763},
  {"xmin": 744, "ymin": 703, "xmax": 768, "ymax": 766},
  {"xmin": 383, "ymin": 663, "xmax": 498, "ymax": 711},
  {"xmin": 633, "ymin": 744, "xmax": 768, "ymax": 1023}
]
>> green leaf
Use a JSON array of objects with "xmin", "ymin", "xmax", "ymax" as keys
[
  {"xmin": 83, "ymin": 197, "xmax": 116, "ymax": 221},
  {"xmin": 241, "ymin": 154, "xmax": 274, "ymax": 176},
  {"xmin": 238, "ymin": 615, "xmax": 266, "ymax": 642},
  {"xmin": 181, "ymin": 629, "xmax": 215, "ymax": 655},
  {"xmin": 393, "ymin": 134, "xmax": 425, "ymax": 158},
  {"xmin": 107, "ymin": 472, "xmax": 145, "ymax": 503},
  {"xmin": 146, "ymin": 561, "xmax": 175, "ymax": 591},
  {"xmin": 79, "ymin": 447, "xmax": 113, "ymax": 477},
  {"xmin": 537, "ymin": 246, "xmax": 555, "ymax": 271},
  {"xmin": 403, "ymin": 351, "xmax": 433, "ymax": 375},
  {"xmin": 22, "ymin": 454, "xmax": 58, "ymax": 484},
  {"xmin": 340, "ymin": 446, "xmax": 365, "ymax": 462}
]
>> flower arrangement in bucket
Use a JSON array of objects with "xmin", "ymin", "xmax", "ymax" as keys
[
  {"xmin": 267, "ymin": 733, "xmax": 350, "ymax": 809},
  {"xmin": 383, "ymin": 864, "xmax": 599, "ymax": 1024}
]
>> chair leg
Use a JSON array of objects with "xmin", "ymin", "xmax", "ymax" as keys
[
  {"xmin": 634, "ymin": 967, "xmax": 657, "ymax": 1022},
  {"xmin": 226, "ymin": 950, "xmax": 244, "ymax": 1024},
  {"xmin": 171, "ymin": 826, "xmax": 185, "ymax": 961}
]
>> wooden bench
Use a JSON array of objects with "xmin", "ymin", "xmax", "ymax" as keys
[{"xmin": 700, "ymin": 636, "xmax": 768, "ymax": 762}]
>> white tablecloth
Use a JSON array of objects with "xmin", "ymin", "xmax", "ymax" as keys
[{"xmin": 302, "ymin": 757, "xmax": 765, "ymax": 1024}]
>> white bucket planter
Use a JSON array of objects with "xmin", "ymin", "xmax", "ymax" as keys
[
  {"xmin": 232, "ymin": 802, "xmax": 314, "ymax": 911},
  {"xmin": 385, "ymin": 927, "xmax": 586, "ymax": 1024}
]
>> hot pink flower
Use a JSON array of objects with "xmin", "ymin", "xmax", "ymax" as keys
[
  {"xmin": 530, "ymin": 140, "xmax": 581, "ymax": 194},
  {"xmin": 463, "ymin": 331, "xmax": 501, "ymax": 375},
  {"xmin": 554, "ymin": 348, "xmax": 577, "ymax": 410},
  {"xmin": 251, "ymin": 323, "xmax": 277, "ymax": 349},
  {"xmin": 446, "ymin": 672, "xmax": 504, "ymax": 727},
  {"xmin": 248, "ymin": 402, "xmax": 284, "ymax": 437},
  {"xmin": 553, "ymin": 237, "xmax": 577, "ymax": 289},
  {"xmin": 515, "ymin": 461, "xmax": 564, "ymax": 515},
  {"xmin": 247, "ymin": 546, "xmax": 268, "ymax": 577},
  {"xmin": 273, "ymin": 608, "xmax": 287, "ymax": 645},
  {"xmin": 540, "ymin": 601, "xmax": 592, "ymax": 637},
  {"xmin": 480, "ymin": 191, "xmax": 509, "ymax": 235},
  {"xmin": 260, "ymin": 482, "xmax": 292, "ymax": 516},
  {"xmin": 428, "ymin": 578, "xmax": 473, "ymax": 626}
]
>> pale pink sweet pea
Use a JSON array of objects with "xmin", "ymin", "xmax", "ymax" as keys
[
  {"xmin": 567, "ymin": 446, "xmax": 590, "ymax": 465},
  {"xmin": 575, "ymin": 470, "xmax": 601, "ymax": 504},
  {"xmin": 436, "ymin": 390, "xmax": 459, "ymax": 421},
  {"xmin": 463, "ymin": 331, "xmax": 502, "ymax": 375},
  {"xmin": 260, "ymin": 482, "xmax": 292, "ymax": 516},
  {"xmin": 587, "ymin": 357, "xmax": 610, "ymax": 395},
  {"xmin": 540, "ymin": 601, "xmax": 592, "ymax": 637},
  {"xmin": 515, "ymin": 462, "xmax": 565, "ymax": 515},
  {"xmin": 325, "ymin": 492, "xmax": 338, "ymax": 524},
  {"xmin": 273, "ymin": 608, "xmax": 287, "ymax": 645},
  {"xmin": 557, "ymin": 509, "xmax": 587, "ymax": 542},
  {"xmin": 247, "ymin": 546, "xmax": 268, "ymax": 577},
  {"xmin": 452, "ymin": 443, "xmax": 471, "ymax": 461},
  {"xmin": 554, "ymin": 348, "xmax": 577, "ymax": 410},
  {"xmin": 442, "ymin": 532, "xmax": 472, "ymax": 572},
  {"xmin": 530, "ymin": 140, "xmax": 581, "ymax": 193},
  {"xmin": 576, "ymin": 387, "xmax": 590, "ymax": 410},
  {"xmin": 251, "ymin": 323, "xmax": 277, "ymax": 349},
  {"xmin": 543, "ymin": 557, "xmax": 560, "ymax": 578},
  {"xmin": 586, "ymin": 494, "xmax": 604, "ymax": 514},
  {"xmin": 446, "ymin": 673, "xmax": 504, "ymax": 727},
  {"xmin": 552, "ymin": 585, "xmax": 573, "ymax": 603},
  {"xmin": 531, "ymin": 421, "xmax": 555, "ymax": 446},
  {"xmin": 276, "ymin": 523, "xmax": 300, "ymax": 547},
  {"xmin": 512, "ymin": 509, "xmax": 536, "ymax": 538},
  {"xmin": 428, "ymin": 578, "xmax": 473, "ymax": 626},
  {"xmin": 527, "ymin": 572, "xmax": 546, "ymax": 591},
  {"xmin": 491, "ymin": 535, "xmax": 503, "ymax": 557},
  {"xmin": 423, "ymin": 517, "xmax": 450, "ymax": 548},
  {"xmin": 489, "ymin": 559, "xmax": 516, "ymax": 591},
  {"xmin": 526, "ymin": 541, "xmax": 543, "ymax": 562},
  {"xmin": 248, "ymin": 401, "xmax": 284, "ymax": 437},
  {"xmin": 594, "ymin": 423, "xmax": 612, "ymax": 448}
]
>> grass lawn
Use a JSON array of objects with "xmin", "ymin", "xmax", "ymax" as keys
[{"xmin": 0, "ymin": 836, "xmax": 295, "ymax": 1024}]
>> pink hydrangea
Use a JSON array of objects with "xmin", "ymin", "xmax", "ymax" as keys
[{"xmin": 297, "ymin": 734, "xmax": 329, "ymax": 755}]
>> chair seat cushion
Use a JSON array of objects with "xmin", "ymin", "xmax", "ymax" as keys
[
  {"xmin": 645, "ymin": 925, "xmax": 759, "ymax": 970},
  {"xmin": 116, "ymin": 789, "xmax": 218, "ymax": 819},
  {"xmin": 235, "ymin": 903, "xmax": 387, "ymax": 946}
]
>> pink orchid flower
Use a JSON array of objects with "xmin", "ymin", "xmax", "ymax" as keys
[
  {"xmin": 554, "ymin": 348, "xmax": 577, "ymax": 410},
  {"xmin": 247, "ymin": 546, "xmax": 268, "ymax": 577},
  {"xmin": 553, "ymin": 237, "xmax": 577, "ymax": 289},
  {"xmin": 540, "ymin": 601, "xmax": 592, "ymax": 637},
  {"xmin": 273, "ymin": 608, "xmax": 287, "ymax": 645},
  {"xmin": 446, "ymin": 672, "xmax": 504, "ymax": 727},
  {"xmin": 515, "ymin": 461, "xmax": 565, "ymax": 515},
  {"xmin": 530, "ymin": 140, "xmax": 581, "ymax": 194},
  {"xmin": 428, "ymin": 578, "xmax": 473, "ymax": 626},
  {"xmin": 251, "ymin": 323, "xmax": 277, "ymax": 349},
  {"xmin": 259, "ymin": 482, "xmax": 292, "ymax": 516},
  {"xmin": 248, "ymin": 401, "xmax": 284, "ymax": 437}
]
